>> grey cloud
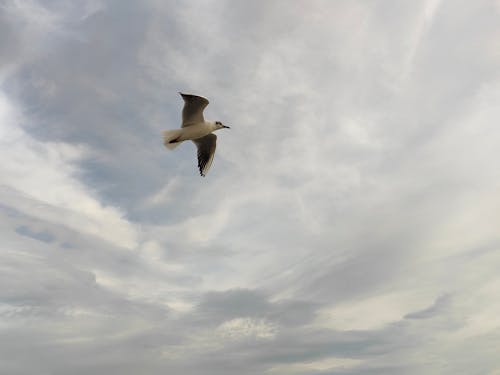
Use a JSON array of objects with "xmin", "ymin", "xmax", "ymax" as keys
[
  {"xmin": 405, "ymin": 294, "xmax": 452, "ymax": 320},
  {"xmin": 15, "ymin": 225, "xmax": 55, "ymax": 243},
  {"xmin": 192, "ymin": 288, "xmax": 319, "ymax": 328},
  {"xmin": 196, "ymin": 288, "xmax": 270, "ymax": 322},
  {"xmin": 170, "ymin": 319, "xmax": 422, "ymax": 375},
  {"xmin": 4, "ymin": 1, "xmax": 177, "ymax": 222},
  {"xmin": 0, "ymin": 240, "xmax": 168, "ymax": 321}
]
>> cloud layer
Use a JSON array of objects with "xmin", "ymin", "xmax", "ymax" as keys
[{"xmin": 1, "ymin": 1, "xmax": 500, "ymax": 374}]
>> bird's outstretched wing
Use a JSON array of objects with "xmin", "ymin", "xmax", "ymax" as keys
[
  {"xmin": 179, "ymin": 92, "xmax": 209, "ymax": 127},
  {"xmin": 192, "ymin": 134, "xmax": 217, "ymax": 176}
]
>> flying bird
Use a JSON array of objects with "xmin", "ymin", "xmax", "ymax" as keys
[{"xmin": 163, "ymin": 92, "xmax": 230, "ymax": 177}]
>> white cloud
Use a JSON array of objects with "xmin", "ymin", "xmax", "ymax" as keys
[
  {"xmin": 0, "ymin": 91, "xmax": 139, "ymax": 248},
  {"xmin": 217, "ymin": 317, "xmax": 277, "ymax": 340},
  {"xmin": 267, "ymin": 357, "xmax": 363, "ymax": 374},
  {"xmin": 315, "ymin": 291, "xmax": 439, "ymax": 331}
]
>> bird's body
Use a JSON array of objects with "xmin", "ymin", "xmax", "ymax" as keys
[
  {"xmin": 166, "ymin": 121, "xmax": 218, "ymax": 143},
  {"xmin": 163, "ymin": 93, "xmax": 229, "ymax": 176}
]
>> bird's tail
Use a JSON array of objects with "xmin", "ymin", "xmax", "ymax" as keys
[{"xmin": 162, "ymin": 129, "xmax": 183, "ymax": 150}]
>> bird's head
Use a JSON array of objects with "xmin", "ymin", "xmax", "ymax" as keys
[{"xmin": 215, "ymin": 121, "xmax": 230, "ymax": 130}]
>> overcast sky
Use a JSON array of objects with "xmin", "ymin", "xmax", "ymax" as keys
[{"xmin": 1, "ymin": 1, "xmax": 500, "ymax": 374}]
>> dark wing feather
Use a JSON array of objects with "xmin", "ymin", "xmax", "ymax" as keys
[
  {"xmin": 192, "ymin": 134, "xmax": 217, "ymax": 177},
  {"xmin": 179, "ymin": 92, "xmax": 209, "ymax": 127}
]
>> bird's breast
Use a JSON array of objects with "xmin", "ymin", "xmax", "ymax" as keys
[{"xmin": 180, "ymin": 123, "xmax": 212, "ymax": 141}]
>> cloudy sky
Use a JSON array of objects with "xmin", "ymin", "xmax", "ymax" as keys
[{"xmin": 1, "ymin": 0, "xmax": 500, "ymax": 374}]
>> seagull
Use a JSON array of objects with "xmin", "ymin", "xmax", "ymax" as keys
[{"xmin": 163, "ymin": 92, "xmax": 230, "ymax": 177}]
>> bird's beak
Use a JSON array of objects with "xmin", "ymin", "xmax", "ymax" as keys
[{"xmin": 223, "ymin": 125, "xmax": 230, "ymax": 129}]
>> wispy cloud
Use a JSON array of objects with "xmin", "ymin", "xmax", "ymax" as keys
[
  {"xmin": 1, "ymin": 1, "xmax": 500, "ymax": 374},
  {"xmin": 0, "ymin": 92, "xmax": 139, "ymax": 248}
]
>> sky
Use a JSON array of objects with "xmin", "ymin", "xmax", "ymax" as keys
[{"xmin": 1, "ymin": 0, "xmax": 500, "ymax": 374}]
